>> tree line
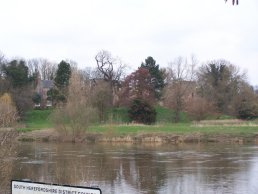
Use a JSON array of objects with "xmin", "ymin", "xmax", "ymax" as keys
[{"xmin": 0, "ymin": 50, "xmax": 257, "ymax": 128}]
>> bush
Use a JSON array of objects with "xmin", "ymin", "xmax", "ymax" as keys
[
  {"xmin": 0, "ymin": 93, "xmax": 18, "ymax": 127},
  {"xmin": 237, "ymin": 101, "xmax": 258, "ymax": 120},
  {"xmin": 51, "ymin": 70, "xmax": 97, "ymax": 139},
  {"xmin": 128, "ymin": 99, "xmax": 156, "ymax": 124},
  {"xmin": 186, "ymin": 96, "xmax": 217, "ymax": 121},
  {"xmin": 32, "ymin": 92, "xmax": 41, "ymax": 104}
]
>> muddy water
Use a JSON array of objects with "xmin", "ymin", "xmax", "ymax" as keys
[{"xmin": 1, "ymin": 143, "xmax": 258, "ymax": 194}]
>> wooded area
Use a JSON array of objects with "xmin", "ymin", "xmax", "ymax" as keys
[{"xmin": 0, "ymin": 50, "xmax": 257, "ymax": 130}]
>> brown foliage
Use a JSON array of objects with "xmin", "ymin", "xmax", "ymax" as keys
[
  {"xmin": 186, "ymin": 96, "xmax": 217, "ymax": 121},
  {"xmin": 11, "ymin": 86, "xmax": 34, "ymax": 116},
  {"xmin": 119, "ymin": 68, "xmax": 155, "ymax": 107},
  {"xmin": 52, "ymin": 70, "xmax": 97, "ymax": 140},
  {"xmin": 0, "ymin": 93, "xmax": 18, "ymax": 127},
  {"xmin": 232, "ymin": 83, "xmax": 258, "ymax": 119},
  {"xmin": 163, "ymin": 56, "xmax": 196, "ymax": 122},
  {"xmin": 91, "ymin": 81, "xmax": 112, "ymax": 122},
  {"xmin": 197, "ymin": 60, "xmax": 246, "ymax": 115}
]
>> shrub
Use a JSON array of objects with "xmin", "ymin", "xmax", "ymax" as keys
[
  {"xmin": 0, "ymin": 93, "xmax": 18, "ymax": 127},
  {"xmin": 128, "ymin": 98, "xmax": 156, "ymax": 124},
  {"xmin": 237, "ymin": 100, "xmax": 258, "ymax": 120},
  {"xmin": 186, "ymin": 96, "xmax": 217, "ymax": 121},
  {"xmin": 51, "ymin": 70, "xmax": 97, "ymax": 140},
  {"xmin": 32, "ymin": 92, "xmax": 41, "ymax": 104}
]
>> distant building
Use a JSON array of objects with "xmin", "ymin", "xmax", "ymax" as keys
[{"xmin": 35, "ymin": 79, "xmax": 54, "ymax": 108}]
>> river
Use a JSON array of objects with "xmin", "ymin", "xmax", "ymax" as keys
[{"xmin": 1, "ymin": 142, "xmax": 258, "ymax": 194}]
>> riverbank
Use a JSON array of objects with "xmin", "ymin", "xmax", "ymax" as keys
[
  {"xmin": 2, "ymin": 120, "xmax": 258, "ymax": 144},
  {"xmin": 17, "ymin": 129, "xmax": 258, "ymax": 144},
  {"xmin": 2, "ymin": 127, "xmax": 256, "ymax": 145}
]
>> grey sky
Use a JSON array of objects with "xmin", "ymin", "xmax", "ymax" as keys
[{"xmin": 1, "ymin": 0, "xmax": 258, "ymax": 84}]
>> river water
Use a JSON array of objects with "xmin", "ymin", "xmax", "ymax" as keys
[{"xmin": 1, "ymin": 142, "xmax": 258, "ymax": 194}]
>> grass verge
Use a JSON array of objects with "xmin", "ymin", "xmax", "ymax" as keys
[
  {"xmin": 88, "ymin": 123, "xmax": 258, "ymax": 137},
  {"xmin": 18, "ymin": 109, "xmax": 53, "ymax": 131},
  {"xmin": 17, "ymin": 108, "xmax": 258, "ymax": 139}
]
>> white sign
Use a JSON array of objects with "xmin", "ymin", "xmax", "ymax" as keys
[{"xmin": 12, "ymin": 180, "xmax": 101, "ymax": 194}]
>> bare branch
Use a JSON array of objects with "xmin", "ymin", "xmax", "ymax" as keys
[{"xmin": 225, "ymin": 0, "xmax": 239, "ymax": 5}]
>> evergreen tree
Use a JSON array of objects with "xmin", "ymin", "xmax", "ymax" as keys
[
  {"xmin": 141, "ymin": 56, "xmax": 165, "ymax": 99},
  {"xmin": 49, "ymin": 60, "xmax": 71, "ymax": 105},
  {"xmin": 54, "ymin": 60, "xmax": 71, "ymax": 90},
  {"xmin": 1, "ymin": 60, "xmax": 35, "ymax": 115},
  {"xmin": 2, "ymin": 60, "xmax": 33, "ymax": 88}
]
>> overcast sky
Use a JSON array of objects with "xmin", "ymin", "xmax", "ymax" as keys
[{"xmin": 1, "ymin": 0, "xmax": 258, "ymax": 84}]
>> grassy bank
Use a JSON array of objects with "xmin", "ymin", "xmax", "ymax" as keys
[
  {"xmin": 17, "ymin": 109, "xmax": 258, "ymax": 139},
  {"xmin": 15, "ymin": 123, "xmax": 258, "ymax": 144},
  {"xmin": 18, "ymin": 106, "xmax": 188, "ymax": 131},
  {"xmin": 88, "ymin": 122, "xmax": 258, "ymax": 136},
  {"xmin": 19, "ymin": 109, "xmax": 53, "ymax": 131}
]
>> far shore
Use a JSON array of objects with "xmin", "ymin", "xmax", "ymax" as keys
[{"xmin": 1, "ymin": 126, "xmax": 258, "ymax": 144}]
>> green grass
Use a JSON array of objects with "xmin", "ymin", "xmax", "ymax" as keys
[
  {"xmin": 105, "ymin": 106, "xmax": 190, "ymax": 124},
  {"xmin": 88, "ymin": 123, "xmax": 258, "ymax": 137},
  {"xmin": 155, "ymin": 106, "xmax": 190, "ymax": 123},
  {"xmin": 105, "ymin": 107, "xmax": 130, "ymax": 123},
  {"xmin": 18, "ymin": 109, "xmax": 53, "ymax": 131},
  {"xmin": 18, "ymin": 107, "xmax": 258, "ymax": 138}
]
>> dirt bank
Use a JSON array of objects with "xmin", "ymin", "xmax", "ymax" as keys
[{"xmin": 14, "ymin": 128, "xmax": 258, "ymax": 144}]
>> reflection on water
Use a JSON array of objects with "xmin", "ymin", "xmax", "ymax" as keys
[{"xmin": 1, "ymin": 143, "xmax": 258, "ymax": 194}]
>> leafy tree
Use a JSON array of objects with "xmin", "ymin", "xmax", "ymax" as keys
[
  {"xmin": 141, "ymin": 56, "xmax": 165, "ymax": 99},
  {"xmin": 119, "ymin": 68, "xmax": 155, "ymax": 107},
  {"xmin": 128, "ymin": 98, "xmax": 156, "ymax": 125}
]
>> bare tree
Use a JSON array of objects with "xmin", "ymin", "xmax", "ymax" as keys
[
  {"xmin": 0, "ymin": 51, "xmax": 5, "ymax": 66},
  {"xmin": 28, "ymin": 58, "xmax": 57, "ymax": 80},
  {"xmin": 95, "ymin": 50, "xmax": 126, "ymax": 84},
  {"xmin": 164, "ymin": 56, "xmax": 197, "ymax": 122},
  {"xmin": 95, "ymin": 50, "xmax": 127, "ymax": 106},
  {"xmin": 27, "ymin": 58, "xmax": 39, "ymax": 78},
  {"xmin": 0, "ymin": 52, "xmax": 9, "ymax": 94}
]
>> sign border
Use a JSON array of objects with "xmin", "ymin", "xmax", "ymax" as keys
[{"xmin": 11, "ymin": 180, "xmax": 102, "ymax": 194}]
